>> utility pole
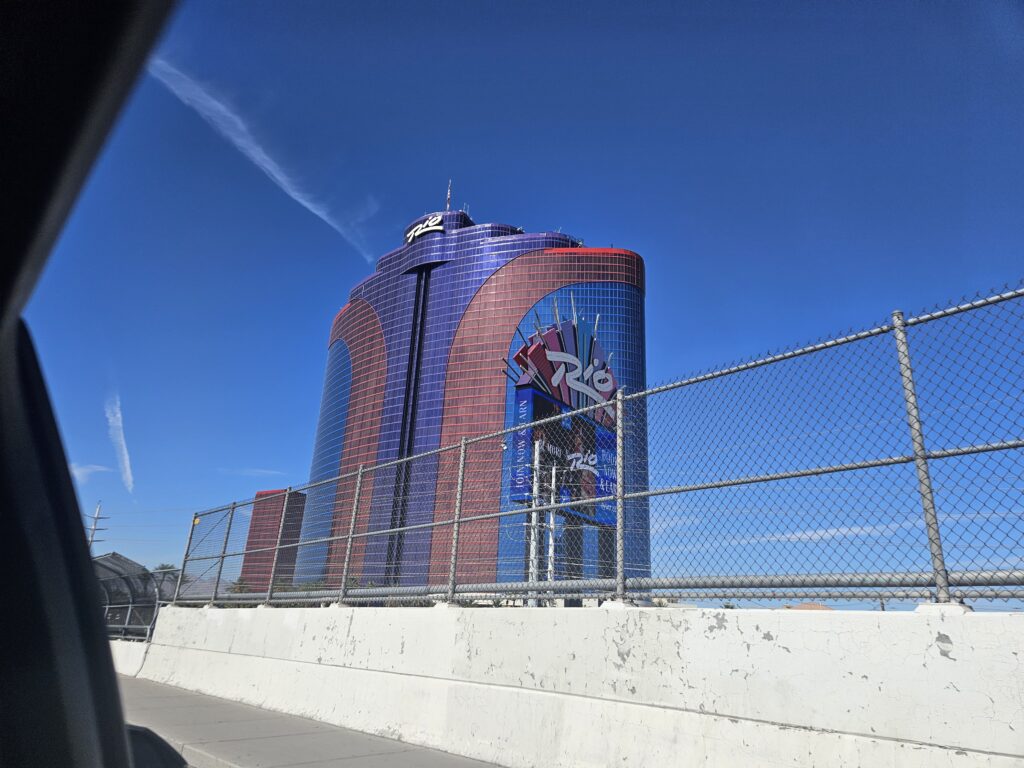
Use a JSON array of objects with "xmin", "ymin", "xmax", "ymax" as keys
[{"xmin": 87, "ymin": 500, "xmax": 107, "ymax": 553}]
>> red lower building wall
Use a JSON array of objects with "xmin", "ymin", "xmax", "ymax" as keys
[
  {"xmin": 322, "ymin": 299, "xmax": 387, "ymax": 588},
  {"xmin": 239, "ymin": 489, "xmax": 307, "ymax": 592}
]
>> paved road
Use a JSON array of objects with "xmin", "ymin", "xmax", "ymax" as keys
[{"xmin": 118, "ymin": 676, "xmax": 499, "ymax": 768}]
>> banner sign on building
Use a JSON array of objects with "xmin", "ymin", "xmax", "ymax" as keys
[
  {"xmin": 506, "ymin": 296, "xmax": 620, "ymax": 525},
  {"xmin": 509, "ymin": 378, "xmax": 616, "ymax": 525}
]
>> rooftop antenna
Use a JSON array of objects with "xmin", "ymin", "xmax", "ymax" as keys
[{"xmin": 446, "ymin": 179, "xmax": 452, "ymax": 212}]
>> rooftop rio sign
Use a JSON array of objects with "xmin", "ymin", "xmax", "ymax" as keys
[{"xmin": 405, "ymin": 214, "xmax": 444, "ymax": 244}]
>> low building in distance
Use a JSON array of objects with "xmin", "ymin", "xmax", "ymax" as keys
[{"xmin": 239, "ymin": 490, "xmax": 307, "ymax": 592}]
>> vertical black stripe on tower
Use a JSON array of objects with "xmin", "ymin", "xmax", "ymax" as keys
[{"xmin": 386, "ymin": 264, "xmax": 433, "ymax": 584}]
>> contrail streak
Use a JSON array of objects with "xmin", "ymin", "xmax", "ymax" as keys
[
  {"xmin": 105, "ymin": 393, "xmax": 134, "ymax": 493},
  {"xmin": 148, "ymin": 57, "xmax": 375, "ymax": 263}
]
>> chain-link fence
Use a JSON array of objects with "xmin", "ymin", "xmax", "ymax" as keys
[
  {"xmin": 93, "ymin": 559, "xmax": 178, "ymax": 639},
  {"xmin": 171, "ymin": 285, "xmax": 1024, "ymax": 608}
]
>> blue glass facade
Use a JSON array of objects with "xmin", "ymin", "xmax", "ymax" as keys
[
  {"xmin": 294, "ymin": 340, "xmax": 351, "ymax": 582},
  {"xmin": 497, "ymin": 283, "xmax": 650, "ymax": 583}
]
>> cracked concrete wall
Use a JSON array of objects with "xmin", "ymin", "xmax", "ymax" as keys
[{"xmin": 112, "ymin": 605, "xmax": 1024, "ymax": 767}]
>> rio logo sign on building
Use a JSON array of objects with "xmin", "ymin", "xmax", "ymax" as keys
[
  {"xmin": 505, "ymin": 299, "xmax": 620, "ymax": 525},
  {"xmin": 405, "ymin": 214, "xmax": 444, "ymax": 243}
]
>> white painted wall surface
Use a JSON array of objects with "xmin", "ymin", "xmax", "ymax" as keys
[
  {"xmin": 112, "ymin": 605, "xmax": 1024, "ymax": 767},
  {"xmin": 109, "ymin": 637, "xmax": 148, "ymax": 677}
]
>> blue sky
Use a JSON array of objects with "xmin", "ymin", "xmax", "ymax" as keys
[{"xmin": 26, "ymin": 0, "xmax": 1024, "ymax": 568}]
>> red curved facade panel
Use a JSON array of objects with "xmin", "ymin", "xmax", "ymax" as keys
[
  {"xmin": 323, "ymin": 298, "xmax": 387, "ymax": 586},
  {"xmin": 428, "ymin": 248, "xmax": 644, "ymax": 585}
]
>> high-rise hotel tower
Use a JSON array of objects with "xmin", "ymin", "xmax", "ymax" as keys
[{"xmin": 292, "ymin": 209, "xmax": 649, "ymax": 589}]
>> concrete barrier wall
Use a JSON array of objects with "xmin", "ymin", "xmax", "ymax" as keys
[
  {"xmin": 109, "ymin": 637, "xmax": 148, "ymax": 677},
  {"xmin": 112, "ymin": 604, "xmax": 1024, "ymax": 767}
]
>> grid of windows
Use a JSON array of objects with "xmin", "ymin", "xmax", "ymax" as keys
[
  {"xmin": 427, "ymin": 249, "xmax": 647, "ymax": 586},
  {"xmin": 495, "ymin": 282, "xmax": 650, "ymax": 585},
  {"xmin": 294, "ymin": 340, "xmax": 351, "ymax": 583},
  {"xmin": 352, "ymin": 215, "xmax": 580, "ymax": 586},
  {"xmin": 294, "ymin": 298, "xmax": 386, "ymax": 585},
  {"xmin": 295, "ymin": 211, "xmax": 649, "ymax": 588}
]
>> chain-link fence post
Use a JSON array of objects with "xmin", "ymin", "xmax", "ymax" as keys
[
  {"xmin": 172, "ymin": 513, "xmax": 199, "ymax": 604},
  {"xmin": 211, "ymin": 502, "xmax": 236, "ymax": 604},
  {"xmin": 123, "ymin": 581, "xmax": 133, "ymax": 638},
  {"xmin": 446, "ymin": 438, "xmax": 468, "ymax": 603},
  {"xmin": 100, "ymin": 579, "xmax": 110, "ymax": 621},
  {"xmin": 147, "ymin": 573, "xmax": 160, "ymax": 641},
  {"xmin": 615, "ymin": 388, "xmax": 626, "ymax": 601},
  {"xmin": 339, "ymin": 466, "xmax": 364, "ymax": 603},
  {"xmin": 891, "ymin": 310, "xmax": 951, "ymax": 603},
  {"xmin": 264, "ymin": 487, "xmax": 291, "ymax": 605},
  {"xmin": 528, "ymin": 440, "xmax": 541, "ymax": 607},
  {"xmin": 547, "ymin": 461, "xmax": 557, "ymax": 603}
]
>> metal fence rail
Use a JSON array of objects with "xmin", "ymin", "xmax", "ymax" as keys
[
  {"xmin": 172, "ymin": 284, "xmax": 1024, "ymax": 608},
  {"xmin": 95, "ymin": 567, "xmax": 178, "ymax": 639}
]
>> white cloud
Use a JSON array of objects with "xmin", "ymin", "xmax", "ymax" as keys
[
  {"xmin": 729, "ymin": 518, "xmax": 919, "ymax": 546},
  {"xmin": 218, "ymin": 467, "xmax": 287, "ymax": 477},
  {"xmin": 104, "ymin": 393, "xmax": 134, "ymax": 493},
  {"xmin": 148, "ymin": 57, "xmax": 377, "ymax": 263},
  {"xmin": 70, "ymin": 463, "xmax": 112, "ymax": 484}
]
